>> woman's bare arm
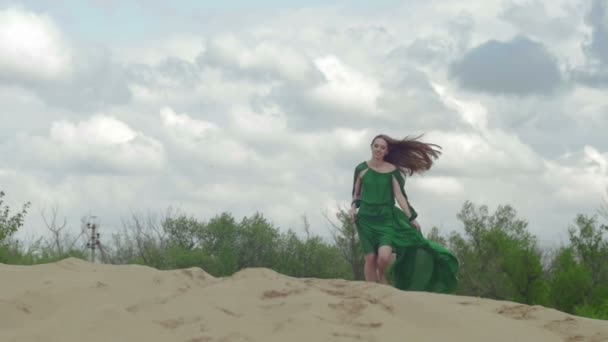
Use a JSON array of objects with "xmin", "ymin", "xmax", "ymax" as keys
[
  {"xmin": 353, "ymin": 177, "xmax": 362, "ymax": 203},
  {"xmin": 393, "ymin": 176, "xmax": 421, "ymax": 230},
  {"xmin": 392, "ymin": 176, "xmax": 412, "ymax": 218}
]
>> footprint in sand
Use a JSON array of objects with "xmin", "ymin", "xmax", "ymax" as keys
[
  {"xmin": 1, "ymin": 300, "xmax": 32, "ymax": 315},
  {"xmin": 328, "ymin": 299, "xmax": 371, "ymax": 324},
  {"xmin": 124, "ymin": 303, "xmax": 141, "ymax": 314},
  {"xmin": 330, "ymin": 282, "xmax": 348, "ymax": 288},
  {"xmin": 354, "ymin": 322, "xmax": 383, "ymax": 328},
  {"xmin": 458, "ymin": 301, "xmax": 479, "ymax": 306},
  {"xmin": 329, "ymin": 299, "xmax": 367, "ymax": 317},
  {"xmin": 543, "ymin": 317, "xmax": 591, "ymax": 342},
  {"xmin": 321, "ymin": 288, "xmax": 346, "ymax": 296},
  {"xmin": 497, "ymin": 304, "xmax": 538, "ymax": 320},
  {"xmin": 16, "ymin": 301, "xmax": 32, "ymax": 314},
  {"xmin": 356, "ymin": 295, "xmax": 394, "ymax": 314},
  {"xmin": 216, "ymin": 306, "xmax": 242, "ymax": 318},
  {"xmin": 331, "ymin": 331, "xmax": 376, "ymax": 341},
  {"xmin": 311, "ymin": 284, "xmax": 394, "ymax": 314},
  {"xmin": 185, "ymin": 337, "xmax": 212, "ymax": 342},
  {"xmin": 157, "ymin": 318, "xmax": 185, "ymax": 330},
  {"xmin": 156, "ymin": 316, "xmax": 204, "ymax": 331},
  {"xmin": 181, "ymin": 269, "xmax": 194, "ymax": 279},
  {"xmin": 94, "ymin": 281, "xmax": 108, "ymax": 288},
  {"xmin": 261, "ymin": 288, "xmax": 304, "ymax": 299}
]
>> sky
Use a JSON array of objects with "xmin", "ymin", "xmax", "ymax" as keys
[{"xmin": 1, "ymin": 0, "xmax": 607, "ymax": 248}]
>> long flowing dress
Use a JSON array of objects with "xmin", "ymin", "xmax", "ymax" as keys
[{"xmin": 352, "ymin": 161, "xmax": 459, "ymax": 293}]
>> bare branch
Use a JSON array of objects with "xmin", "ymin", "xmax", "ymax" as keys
[{"xmin": 40, "ymin": 205, "xmax": 68, "ymax": 255}]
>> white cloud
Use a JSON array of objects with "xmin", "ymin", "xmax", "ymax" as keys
[
  {"xmin": 0, "ymin": 7, "xmax": 131, "ymax": 109},
  {"xmin": 51, "ymin": 115, "xmax": 136, "ymax": 146},
  {"xmin": 230, "ymin": 104, "xmax": 287, "ymax": 135},
  {"xmin": 432, "ymin": 82, "xmax": 488, "ymax": 130},
  {"xmin": 160, "ymin": 107, "xmax": 259, "ymax": 167},
  {"xmin": 499, "ymin": 0, "xmax": 579, "ymax": 42},
  {"xmin": 200, "ymin": 34, "xmax": 319, "ymax": 84},
  {"xmin": 415, "ymin": 176, "xmax": 465, "ymax": 196},
  {"xmin": 428, "ymin": 84, "xmax": 543, "ymax": 176},
  {"xmin": 568, "ymin": 85, "xmax": 608, "ymax": 122},
  {"xmin": 160, "ymin": 106, "xmax": 218, "ymax": 140},
  {"xmin": 16, "ymin": 115, "xmax": 165, "ymax": 174},
  {"xmin": 114, "ymin": 34, "xmax": 204, "ymax": 65},
  {"xmin": 584, "ymin": 145, "xmax": 608, "ymax": 174},
  {"xmin": 0, "ymin": 7, "xmax": 72, "ymax": 81},
  {"xmin": 542, "ymin": 148, "xmax": 608, "ymax": 204},
  {"xmin": 332, "ymin": 128, "xmax": 370, "ymax": 151},
  {"xmin": 311, "ymin": 55, "xmax": 382, "ymax": 115},
  {"xmin": 128, "ymin": 62, "xmax": 267, "ymax": 112}
]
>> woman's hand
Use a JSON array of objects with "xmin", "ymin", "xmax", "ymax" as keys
[
  {"xmin": 411, "ymin": 219, "xmax": 421, "ymax": 231},
  {"xmin": 350, "ymin": 207, "xmax": 357, "ymax": 224}
]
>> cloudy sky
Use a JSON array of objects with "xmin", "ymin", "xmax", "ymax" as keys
[{"xmin": 1, "ymin": 0, "xmax": 607, "ymax": 248}]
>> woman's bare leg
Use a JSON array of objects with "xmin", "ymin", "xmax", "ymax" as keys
[
  {"xmin": 364, "ymin": 253, "xmax": 378, "ymax": 282},
  {"xmin": 377, "ymin": 245, "xmax": 393, "ymax": 284}
]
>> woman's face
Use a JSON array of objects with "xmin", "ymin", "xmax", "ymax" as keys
[{"xmin": 371, "ymin": 138, "xmax": 388, "ymax": 159}]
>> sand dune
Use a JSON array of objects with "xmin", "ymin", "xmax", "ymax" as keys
[{"xmin": 1, "ymin": 258, "xmax": 607, "ymax": 342}]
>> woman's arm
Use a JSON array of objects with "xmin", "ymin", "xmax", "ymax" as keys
[
  {"xmin": 352, "ymin": 175, "xmax": 362, "ymax": 207},
  {"xmin": 392, "ymin": 176, "xmax": 421, "ymax": 230},
  {"xmin": 392, "ymin": 176, "xmax": 412, "ymax": 217},
  {"xmin": 351, "ymin": 174, "xmax": 362, "ymax": 222}
]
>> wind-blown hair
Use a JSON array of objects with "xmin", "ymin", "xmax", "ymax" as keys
[{"xmin": 372, "ymin": 134, "xmax": 441, "ymax": 176}]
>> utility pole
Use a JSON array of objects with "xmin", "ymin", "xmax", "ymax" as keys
[{"xmin": 86, "ymin": 217, "xmax": 100, "ymax": 263}]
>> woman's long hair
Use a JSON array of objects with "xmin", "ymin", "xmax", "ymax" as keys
[{"xmin": 372, "ymin": 134, "xmax": 441, "ymax": 176}]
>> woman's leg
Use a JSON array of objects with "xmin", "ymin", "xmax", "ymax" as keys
[
  {"xmin": 364, "ymin": 253, "xmax": 378, "ymax": 282},
  {"xmin": 377, "ymin": 245, "xmax": 393, "ymax": 284}
]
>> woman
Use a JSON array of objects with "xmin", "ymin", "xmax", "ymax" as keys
[{"xmin": 351, "ymin": 134, "xmax": 458, "ymax": 293}]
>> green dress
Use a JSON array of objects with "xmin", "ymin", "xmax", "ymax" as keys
[{"xmin": 352, "ymin": 161, "xmax": 459, "ymax": 293}]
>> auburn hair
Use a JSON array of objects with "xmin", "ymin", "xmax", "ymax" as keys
[{"xmin": 372, "ymin": 134, "xmax": 441, "ymax": 176}]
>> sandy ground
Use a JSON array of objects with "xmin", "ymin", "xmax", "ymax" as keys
[{"xmin": 1, "ymin": 258, "xmax": 607, "ymax": 342}]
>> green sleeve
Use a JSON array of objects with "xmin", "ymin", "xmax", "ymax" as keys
[
  {"xmin": 393, "ymin": 170, "xmax": 418, "ymax": 221},
  {"xmin": 351, "ymin": 162, "xmax": 367, "ymax": 208}
]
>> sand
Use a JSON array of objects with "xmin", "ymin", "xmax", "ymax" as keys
[{"xmin": 1, "ymin": 258, "xmax": 607, "ymax": 342}]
